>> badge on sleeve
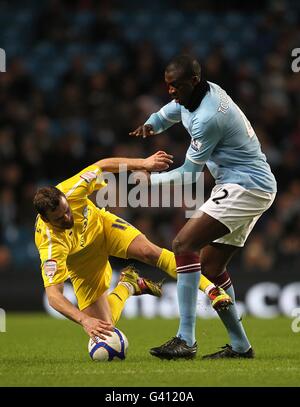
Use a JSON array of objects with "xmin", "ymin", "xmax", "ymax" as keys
[
  {"xmin": 80, "ymin": 171, "xmax": 98, "ymax": 183},
  {"xmin": 44, "ymin": 259, "xmax": 57, "ymax": 282},
  {"xmin": 191, "ymin": 139, "xmax": 202, "ymax": 152}
]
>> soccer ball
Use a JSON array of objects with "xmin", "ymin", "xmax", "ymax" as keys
[{"xmin": 88, "ymin": 328, "xmax": 129, "ymax": 362}]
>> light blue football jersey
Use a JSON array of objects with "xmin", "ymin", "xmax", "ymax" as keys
[{"xmin": 145, "ymin": 81, "xmax": 277, "ymax": 193}]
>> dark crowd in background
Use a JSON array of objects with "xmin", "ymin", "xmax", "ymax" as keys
[{"xmin": 0, "ymin": 0, "xmax": 300, "ymax": 276}]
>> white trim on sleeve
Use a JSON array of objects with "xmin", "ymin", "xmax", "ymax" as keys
[
  {"xmin": 63, "ymin": 168, "xmax": 99, "ymax": 197},
  {"xmin": 65, "ymin": 178, "xmax": 85, "ymax": 197}
]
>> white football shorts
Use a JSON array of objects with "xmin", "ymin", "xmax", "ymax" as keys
[{"xmin": 199, "ymin": 183, "xmax": 276, "ymax": 247}]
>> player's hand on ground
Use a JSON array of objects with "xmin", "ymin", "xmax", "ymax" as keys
[
  {"xmin": 129, "ymin": 124, "xmax": 155, "ymax": 138},
  {"xmin": 143, "ymin": 151, "xmax": 173, "ymax": 171},
  {"xmin": 81, "ymin": 315, "xmax": 114, "ymax": 342}
]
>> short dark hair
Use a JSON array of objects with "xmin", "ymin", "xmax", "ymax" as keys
[
  {"xmin": 166, "ymin": 55, "xmax": 201, "ymax": 79},
  {"xmin": 33, "ymin": 186, "xmax": 64, "ymax": 218}
]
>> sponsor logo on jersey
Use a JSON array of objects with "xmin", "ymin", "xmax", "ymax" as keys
[
  {"xmin": 83, "ymin": 206, "xmax": 89, "ymax": 218},
  {"xmin": 217, "ymin": 87, "xmax": 230, "ymax": 114},
  {"xmin": 80, "ymin": 171, "xmax": 97, "ymax": 183},
  {"xmin": 191, "ymin": 139, "xmax": 202, "ymax": 152},
  {"xmin": 80, "ymin": 206, "xmax": 90, "ymax": 247},
  {"xmin": 44, "ymin": 259, "xmax": 57, "ymax": 282}
]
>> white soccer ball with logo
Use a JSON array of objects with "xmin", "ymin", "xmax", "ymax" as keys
[{"xmin": 88, "ymin": 328, "xmax": 129, "ymax": 361}]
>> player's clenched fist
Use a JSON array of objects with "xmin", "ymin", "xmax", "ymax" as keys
[
  {"xmin": 129, "ymin": 124, "xmax": 154, "ymax": 138},
  {"xmin": 143, "ymin": 151, "xmax": 173, "ymax": 171},
  {"xmin": 81, "ymin": 315, "xmax": 114, "ymax": 342}
]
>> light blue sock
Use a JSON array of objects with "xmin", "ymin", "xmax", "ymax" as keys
[
  {"xmin": 217, "ymin": 285, "xmax": 251, "ymax": 353},
  {"xmin": 176, "ymin": 271, "xmax": 201, "ymax": 347}
]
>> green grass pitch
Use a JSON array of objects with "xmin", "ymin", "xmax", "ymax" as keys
[{"xmin": 0, "ymin": 314, "xmax": 299, "ymax": 387}]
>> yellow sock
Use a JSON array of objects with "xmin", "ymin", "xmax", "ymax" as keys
[
  {"xmin": 157, "ymin": 248, "xmax": 215, "ymax": 294},
  {"xmin": 199, "ymin": 273, "xmax": 215, "ymax": 294},
  {"xmin": 156, "ymin": 248, "xmax": 177, "ymax": 279},
  {"xmin": 108, "ymin": 284, "xmax": 131, "ymax": 325}
]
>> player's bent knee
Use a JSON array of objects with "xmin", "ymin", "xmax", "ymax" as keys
[
  {"xmin": 130, "ymin": 243, "xmax": 160, "ymax": 265},
  {"xmin": 140, "ymin": 245, "xmax": 161, "ymax": 265},
  {"xmin": 172, "ymin": 237, "xmax": 181, "ymax": 255},
  {"xmin": 172, "ymin": 237, "xmax": 196, "ymax": 255},
  {"xmin": 127, "ymin": 235, "xmax": 161, "ymax": 265},
  {"xmin": 201, "ymin": 264, "xmax": 225, "ymax": 280}
]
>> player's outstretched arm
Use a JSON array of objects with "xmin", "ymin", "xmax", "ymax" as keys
[
  {"xmin": 150, "ymin": 156, "xmax": 204, "ymax": 186},
  {"xmin": 129, "ymin": 124, "xmax": 155, "ymax": 138},
  {"xmin": 95, "ymin": 150, "xmax": 173, "ymax": 173},
  {"xmin": 129, "ymin": 102, "xmax": 181, "ymax": 138},
  {"xmin": 45, "ymin": 284, "xmax": 113, "ymax": 342}
]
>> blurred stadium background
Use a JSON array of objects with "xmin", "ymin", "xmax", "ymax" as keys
[{"xmin": 0, "ymin": 0, "xmax": 300, "ymax": 319}]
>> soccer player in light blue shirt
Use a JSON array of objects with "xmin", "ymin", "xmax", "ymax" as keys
[{"xmin": 130, "ymin": 55, "xmax": 276, "ymax": 360}]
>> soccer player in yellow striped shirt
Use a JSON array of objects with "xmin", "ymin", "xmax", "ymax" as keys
[{"xmin": 34, "ymin": 151, "xmax": 231, "ymax": 342}]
